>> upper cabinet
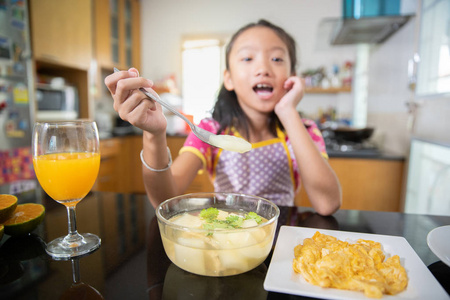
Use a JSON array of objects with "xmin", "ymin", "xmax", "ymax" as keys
[
  {"xmin": 27, "ymin": 0, "xmax": 141, "ymax": 119},
  {"xmin": 415, "ymin": 0, "xmax": 450, "ymax": 97},
  {"xmin": 94, "ymin": 0, "xmax": 141, "ymax": 71},
  {"xmin": 29, "ymin": 0, "xmax": 93, "ymax": 70}
]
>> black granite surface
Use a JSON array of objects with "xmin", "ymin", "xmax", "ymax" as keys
[
  {"xmin": 327, "ymin": 149, "xmax": 405, "ymax": 160},
  {"xmin": 0, "ymin": 190, "xmax": 448, "ymax": 299},
  {"xmin": 102, "ymin": 134, "xmax": 405, "ymax": 161}
]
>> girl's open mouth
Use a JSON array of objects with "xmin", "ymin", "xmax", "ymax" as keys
[{"xmin": 253, "ymin": 83, "xmax": 273, "ymax": 97}]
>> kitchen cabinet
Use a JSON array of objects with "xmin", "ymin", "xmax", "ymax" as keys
[
  {"xmin": 93, "ymin": 138, "xmax": 129, "ymax": 193},
  {"xmin": 165, "ymin": 136, "xmax": 214, "ymax": 194},
  {"xmin": 29, "ymin": 0, "xmax": 93, "ymax": 70},
  {"xmin": 94, "ymin": 0, "xmax": 141, "ymax": 71},
  {"xmin": 94, "ymin": 136, "xmax": 213, "ymax": 194},
  {"xmin": 28, "ymin": 0, "xmax": 142, "ymax": 120},
  {"xmin": 29, "ymin": 0, "xmax": 94, "ymax": 120},
  {"xmin": 93, "ymin": 0, "xmax": 141, "ymax": 102},
  {"xmin": 33, "ymin": 66, "xmax": 93, "ymax": 120},
  {"xmin": 99, "ymin": 136, "xmax": 403, "ymax": 212},
  {"xmin": 128, "ymin": 136, "xmax": 213, "ymax": 194},
  {"xmin": 295, "ymin": 157, "xmax": 405, "ymax": 212}
]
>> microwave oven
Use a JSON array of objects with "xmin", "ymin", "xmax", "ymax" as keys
[{"xmin": 35, "ymin": 83, "xmax": 79, "ymax": 121}]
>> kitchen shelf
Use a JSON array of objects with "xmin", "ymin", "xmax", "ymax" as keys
[{"xmin": 305, "ymin": 86, "xmax": 352, "ymax": 94}]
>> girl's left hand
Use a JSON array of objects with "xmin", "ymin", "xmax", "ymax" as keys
[{"xmin": 274, "ymin": 76, "xmax": 305, "ymax": 117}]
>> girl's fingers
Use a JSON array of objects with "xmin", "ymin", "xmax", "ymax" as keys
[
  {"xmin": 104, "ymin": 70, "xmax": 135, "ymax": 94},
  {"xmin": 127, "ymin": 99, "xmax": 159, "ymax": 125},
  {"xmin": 283, "ymin": 76, "xmax": 305, "ymax": 99},
  {"xmin": 283, "ymin": 78, "xmax": 294, "ymax": 90},
  {"xmin": 128, "ymin": 67, "xmax": 140, "ymax": 77},
  {"xmin": 105, "ymin": 69, "xmax": 153, "ymax": 96},
  {"xmin": 122, "ymin": 98, "xmax": 167, "ymax": 134},
  {"xmin": 116, "ymin": 90, "xmax": 157, "ymax": 119},
  {"xmin": 283, "ymin": 76, "xmax": 301, "ymax": 89},
  {"xmin": 113, "ymin": 80, "xmax": 157, "ymax": 107}
]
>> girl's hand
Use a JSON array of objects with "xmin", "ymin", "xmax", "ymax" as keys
[
  {"xmin": 274, "ymin": 76, "xmax": 305, "ymax": 118},
  {"xmin": 104, "ymin": 68, "xmax": 167, "ymax": 135}
]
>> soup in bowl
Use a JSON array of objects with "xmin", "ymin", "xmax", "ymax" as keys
[{"xmin": 156, "ymin": 192, "xmax": 279, "ymax": 277}]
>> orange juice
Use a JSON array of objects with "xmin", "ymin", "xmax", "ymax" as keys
[{"xmin": 33, "ymin": 152, "xmax": 100, "ymax": 204}]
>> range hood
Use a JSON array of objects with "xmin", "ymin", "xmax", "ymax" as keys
[
  {"xmin": 331, "ymin": 15, "xmax": 412, "ymax": 44},
  {"xmin": 319, "ymin": 0, "xmax": 415, "ymax": 45}
]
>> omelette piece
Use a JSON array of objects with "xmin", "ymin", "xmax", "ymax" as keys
[{"xmin": 292, "ymin": 231, "xmax": 408, "ymax": 298}]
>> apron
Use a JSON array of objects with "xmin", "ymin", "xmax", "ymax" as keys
[{"xmin": 212, "ymin": 128, "xmax": 295, "ymax": 206}]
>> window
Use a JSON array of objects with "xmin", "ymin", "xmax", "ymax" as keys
[
  {"xmin": 416, "ymin": 0, "xmax": 450, "ymax": 96},
  {"xmin": 181, "ymin": 38, "xmax": 226, "ymax": 123}
]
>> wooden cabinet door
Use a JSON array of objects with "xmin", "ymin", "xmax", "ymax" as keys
[
  {"xmin": 129, "ymin": 136, "xmax": 214, "ymax": 194},
  {"xmin": 94, "ymin": 0, "xmax": 113, "ymax": 68},
  {"xmin": 94, "ymin": 0, "xmax": 141, "ymax": 70},
  {"xmin": 130, "ymin": 0, "xmax": 141, "ymax": 69},
  {"xmin": 94, "ymin": 138, "xmax": 129, "ymax": 193},
  {"xmin": 295, "ymin": 158, "xmax": 404, "ymax": 212},
  {"xmin": 30, "ymin": 0, "xmax": 93, "ymax": 70}
]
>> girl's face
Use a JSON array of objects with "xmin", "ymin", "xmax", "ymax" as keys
[{"xmin": 224, "ymin": 26, "xmax": 292, "ymax": 116}]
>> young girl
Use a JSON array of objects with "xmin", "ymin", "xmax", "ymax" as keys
[{"xmin": 105, "ymin": 19, "xmax": 341, "ymax": 215}]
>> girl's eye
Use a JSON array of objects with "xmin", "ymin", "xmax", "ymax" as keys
[
  {"xmin": 272, "ymin": 57, "xmax": 284, "ymax": 62},
  {"xmin": 242, "ymin": 57, "xmax": 252, "ymax": 62}
]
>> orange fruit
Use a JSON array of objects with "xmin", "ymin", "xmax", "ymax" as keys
[
  {"xmin": 0, "ymin": 194, "xmax": 18, "ymax": 223},
  {"xmin": 3, "ymin": 203, "xmax": 45, "ymax": 236}
]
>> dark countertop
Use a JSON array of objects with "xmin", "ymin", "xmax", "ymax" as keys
[
  {"xmin": 327, "ymin": 149, "xmax": 405, "ymax": 160},
  {"xmin": 101, "ymin": 133, "xmax": 405, "ymax": 161},
  {"xmin": 0, "ymin": 190, "xmax": 448, "ymax": 299},
  {"xmin": 99, "ymin": 132, "xmax": 188, "ymax": 140}
]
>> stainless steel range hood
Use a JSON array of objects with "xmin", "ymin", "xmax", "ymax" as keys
[
  {"xmin": 335, "ymin": 15, "xmax": 412, "ymax": 44},
  {"xmin": 319, "ymin": 15, "xmax": 413, "ymax": 45},
  {"xmin": 318, "ymin": 0, "xmax": 415, "ymax": 45}
]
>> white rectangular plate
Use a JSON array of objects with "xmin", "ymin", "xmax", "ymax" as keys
[{"xmin": 264, "ymin": 226, "xmax": 448, "ymax": 300}]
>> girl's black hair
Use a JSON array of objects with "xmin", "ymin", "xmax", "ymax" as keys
[{"xmin": 211, "ymin": 19, "xmax": 298, "ymax": 138}]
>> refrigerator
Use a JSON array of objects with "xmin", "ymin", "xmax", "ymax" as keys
[
  {"xmin": 404, "ymin": 138, "xmax": 450, "ymax": 216},
  {"xmin": 0, "ymin": 0, "xmax": 37, "ymax": 197}
]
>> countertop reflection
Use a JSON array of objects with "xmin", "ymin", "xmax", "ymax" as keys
[{"xmin": 0, "ymin": 190, "xmax": 449, "ymax": 300}]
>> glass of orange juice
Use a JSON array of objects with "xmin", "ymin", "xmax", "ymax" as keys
[{"xmin": 32, "ymin": 120, "xmax": 101, "ymax": 259}]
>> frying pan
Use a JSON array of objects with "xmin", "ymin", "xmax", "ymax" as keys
[{"xmin": 326, "ymin": 127, "xmax": 374, "ymax": 142}]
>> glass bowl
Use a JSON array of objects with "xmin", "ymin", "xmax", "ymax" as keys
[{"xmin": 156, "ymin": 192, "xmax": 280, "ymax": 277}]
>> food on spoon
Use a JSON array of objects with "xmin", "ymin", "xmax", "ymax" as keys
[
  {"xmin": 208, "ymin": 134, "xmax": 252, "ymax": 153},
  {"xmin": 292, "ymin": 231, "xmax": 408, "ymax": 298},
  {"xmin": 160, "ymin": 207, "xmax": 273, "ymax": 276}
]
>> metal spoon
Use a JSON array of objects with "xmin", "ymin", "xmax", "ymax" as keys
[{"xmin": 113, "ymin": 68, "xmax": 252, "ymax": 153}]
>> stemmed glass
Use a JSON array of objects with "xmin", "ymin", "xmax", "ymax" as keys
[
  {"xmin": 32, "ymin": 120, "xmax": 101, "ymax": 259},
  {"xmin": 60, "ymin": 258, "xmax": 104, "ymax": 299}
]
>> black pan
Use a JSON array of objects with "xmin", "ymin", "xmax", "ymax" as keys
[
  {"xmin": 333, "ymin": 127, "xmax": 374, "ymax": 142},
  {"xmin": 328, "ymin": 127, "xmax": 374, "ymax": 142}
]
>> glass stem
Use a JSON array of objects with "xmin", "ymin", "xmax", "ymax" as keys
[
  {"xmin": 71, "ymin": 258, "xmax": 81, "ymax": 284},
  {"xmin": 64, "ymin": 205, "xmax": 83, "ymax": 245}
]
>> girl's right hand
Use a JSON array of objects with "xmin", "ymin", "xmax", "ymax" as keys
[{"xmin": 104, "ymin": 68, "xmax": 167, "ymax": 136}]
